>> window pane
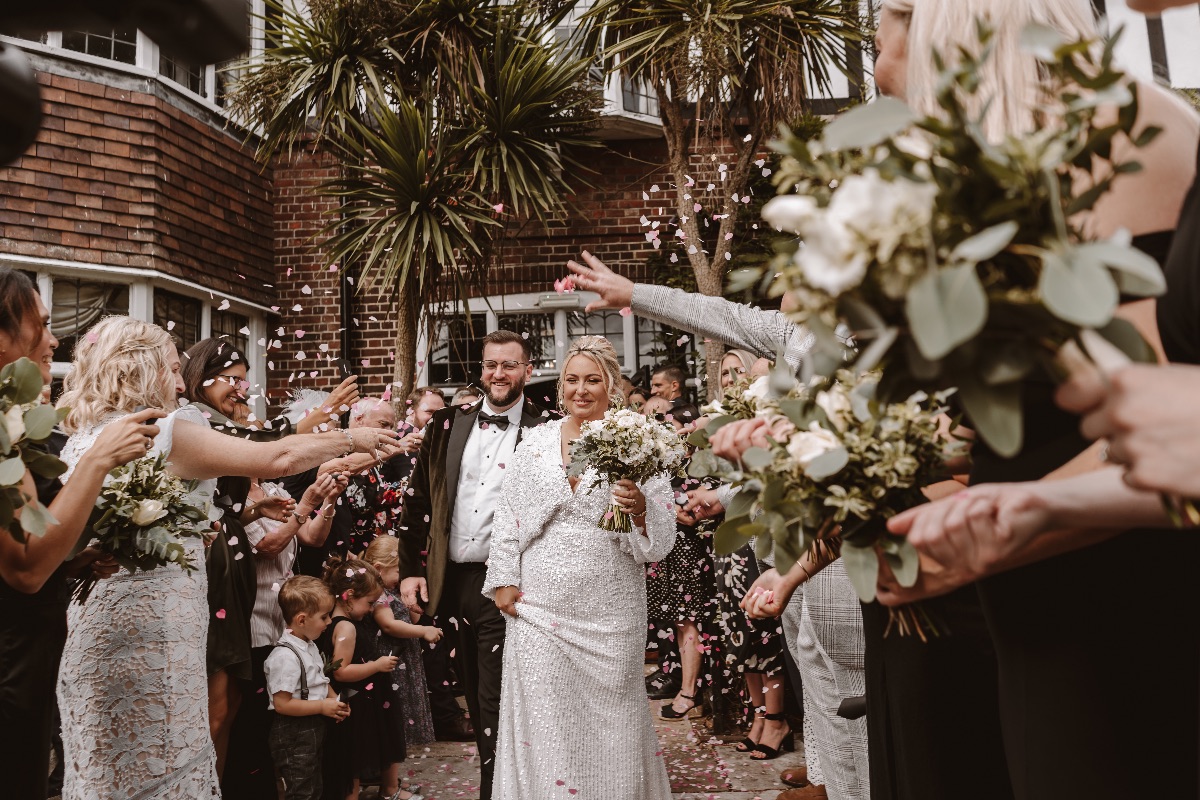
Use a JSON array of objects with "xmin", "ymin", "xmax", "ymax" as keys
[
  {"xmin": 154, "ymin": 289, "xmax": 202, "ymax": 351},
  {"xmin": 567, "ymin": 311, "xmax": 625, "ymax": 367},
  {"xmin": 211, "ymin": 308, "xmax": 250, "ymax": 354},
  {"xmin": 159, "ymin": 53, "xmax": 206, "ymax": 96},
  {"xmin": 497, "ymin": 313, "xmax": 557, "ymax": 374},
  {"xmin": 61, "ymin": 29, "xmax": 138, "ymax": 64},
  {"xmin": 427, "ymin": 314, "xmax": 487, "ymax": 386},
  {"xmin": 50, "ymin": 278, "xmax": 130, "ymax": 363}
]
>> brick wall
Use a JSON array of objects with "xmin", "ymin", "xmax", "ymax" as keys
[
  {"xmin": 263, "ymin": 136, "xmax": 768, "ymax": 405},
  {"xmin": 0, "ymin": 58, "xmax": 274, "ymax": 305}
]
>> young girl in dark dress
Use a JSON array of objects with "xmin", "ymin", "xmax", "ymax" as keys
[{"xmin": 319, "ymin": 557, "xmax": 420, "ymax": 800}]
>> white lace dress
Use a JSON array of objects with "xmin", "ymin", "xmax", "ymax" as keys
[
  {"xmin": 482, "ymin": 420, "xmax": 677, "ymax": 800},
  {"xmin": 57, "ymin": 405, "xmax": 220, "ymax": 800}
]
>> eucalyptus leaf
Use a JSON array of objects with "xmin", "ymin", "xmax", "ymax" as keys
[
  {"xmin": 21, "ymin": 448, "xmax": 67, "ymax": 480},
  {"xmin": 906, "ymin": 263, "xmax": 988, "ymax": 360},
  {"xmin": 841, "ymin": 542, "xmax": 880, "ymax": 603},
  {"xmin": 1074, "ymin": 241, "xmax": 1166, "ymax": 298},
  {"xmin": 949, "ymin": 221, "xmax": 1018, "ymax": 264},
  {"xmin": 1019, "ymin": 23, "xmax": 1066, "ymax": 62},
  {"xmin": 823, "ymin": 97, "xmax": 916, "ymax": 151},
  {"xmin": 956, "ymin": 373, "xmax": 1024, "ymax": 458},
  {"xmin": 804, "ymin": 447, "xmax": 849, "ymax": 482},
  {"xmin": 741, "ymin": 447, "xmax": 774, "ymax": 471},
  {"xmin": 8, "ymin": 358, "xmax": 45, "ymax": 404},
  {"xmin": 882, "ymin": 535, "xmax": 921, "ymax": 587},
  {"xmin": 754, "ymin": 533, "xmax": 774, "ymax": 561},
  {"xmin": 22, "ymin": 404, "xmax": 59, "ymax": 441},
  {"xmin": 724, "ymin": 490, "xmax": 755, "ymax": 522},
  {"xmin": 853, "ymin": 326, "xmax": 900, "ymax": 374},
  {"xmin": 18, "ymin": 498, "xmax": 57, "ymax": 539},
  {"xmin": 0, "ymin": 456, "xmax": 25, "ymax": 486},
  {"xmin": 1094, "ymin": 318, "xmax": 1156, "ymax": 365},
  {"xmin": 715, "ymin": 516, "xmax": 752, "ymax": 554},
  {"xmin": 1040, "ymin": 250, "xmax": 1119, "ymax": 328}
]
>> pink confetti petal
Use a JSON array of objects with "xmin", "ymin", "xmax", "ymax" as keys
[
  {"xmin": 619, "ymin": 307, "xmax": 632, "ymax": 317},
  {"xmin": 215, "ymin": 609, "xmax": 226, "ymax": 619}
]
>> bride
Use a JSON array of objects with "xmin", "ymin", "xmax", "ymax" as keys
[
  {"xmin": 483, "ymin": 336, "xmax": 677, "ymax": 799},
  {"xmin": 55, "ymin": 316, "xmax": 398, "ymax": 800}
]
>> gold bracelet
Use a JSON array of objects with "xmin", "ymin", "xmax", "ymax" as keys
[
  {"xmin": 320, "ymin": 506, "xmax": 336, "ymax": 520},
  {"xmin": 338, "ymin": 429, "xmax": 354, "ymax": 457}
]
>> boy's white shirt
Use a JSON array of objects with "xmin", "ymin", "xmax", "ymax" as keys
[{"xmin": 263, "ymin": 629, "xmax": 331, "ymax": 710}]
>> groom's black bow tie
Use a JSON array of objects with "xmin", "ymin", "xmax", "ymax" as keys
[{"xmin": 478, "ymin": 411, "xmax": 511, "ymax": 430}]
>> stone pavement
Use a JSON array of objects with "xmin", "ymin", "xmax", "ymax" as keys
[
  {"xmin": 385, "ymin": 700, "xmax": 808, "ymax": 800},
  {"xmin": 49, "ymin": 702, "xmax": 809, "ymax": 799}
]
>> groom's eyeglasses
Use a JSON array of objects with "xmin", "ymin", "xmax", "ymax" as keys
[{"xmin": 480, "ymin": 360, "xmax": 529, "ymax": 372}]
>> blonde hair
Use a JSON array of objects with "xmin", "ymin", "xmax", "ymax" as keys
[
  {"xmin": 362, "ymin": 535, "xmax": 399, "ymax": 570},
  {"xmin": 881, "ymin": 0, "xmax": 1099, "ymax": 141},
  {"xmin": 558, "ymin": 336, "xmax": 624, "ymax": 411},
  {"xmin": 278, "ymin": 575, "xmax": 334, "ymax": 624},
  {"xmin": 57, "ymin": 316, "xmax": 178, "ymax": 433}
]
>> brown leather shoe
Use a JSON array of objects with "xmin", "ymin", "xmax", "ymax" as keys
[
  {"xmin": 435, "ymin": 714, "xmax": 475, "ymax": 742},
  {"xmin": 779, "ymin": 766, "xmax": 809, "ymax": 788},
  {"xmin": 777, "ymin": 784, "xmax": 828, "ymax": 799}
]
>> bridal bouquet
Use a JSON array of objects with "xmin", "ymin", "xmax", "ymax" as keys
[
  {"xmin": 692, "ymin": 371, "xmax": 962, "ymax": 637},
  {"xmin": 567, "ymin": 408, "xmax": 686, "ymax": 533},
  {"xmin": 755, "ymin": 24, "xmax": 1164, "ymax": 458},
  {"xmin": 0, "ymin": 357, "xmax": 67, "ymax": 543},
  {"xmin": 72, "ymin": 452, "xmax": 212, "ymax": 604}
]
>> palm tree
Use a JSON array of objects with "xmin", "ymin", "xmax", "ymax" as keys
[
  {"xmin": 583, "ymin": 0, "xmax": 866, "ymax": 397},
  {"xmin": 226, "ymin": 0, "xmax": 600, "ymax": 396}
]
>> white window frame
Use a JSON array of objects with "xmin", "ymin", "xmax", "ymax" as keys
[{"xmin": 3, "ymin": 254, "xmax": 273, "ymax": 417}]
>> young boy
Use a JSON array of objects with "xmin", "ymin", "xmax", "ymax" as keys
[{"xmin": 264, "ymin": 576, "xmax": 350, "ymax": 800}]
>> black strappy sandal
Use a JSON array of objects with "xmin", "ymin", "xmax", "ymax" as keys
[
  {"xmin": 735, "ymin": 711, "xmax": 766, "ymax": 752},
  {"xmin": 660, "ymin": 692, "xmax": 696, "ymax": 719},
  {"xmin": 750, "ymin": 712, "xmax": 795, "ymax": 760}
]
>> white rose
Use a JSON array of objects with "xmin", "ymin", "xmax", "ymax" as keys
[
  {"xmin": 785, "ymin": 422, "xmax": 842, "ymax": 467},
  {"xmin": 830, "ymin": 170, "xmax": 936, "ymax": 263},
  {"xmin": 743, "ymin": 375, "xmax": 772, "ymax": 403},
  {"xmin": 762, "ymin": 195, "xmax": 820, "ymax": 234},
  {"xmin": 815, "ymin": 390, "xmax": 852, "ymax": 431},
  {"xmin": 131, "ymin": 499, "xmax": 168, "ymax": 527},
  {"xmin": 796, "ymin": 223, "xmax": 871, "ymax": 297},
  {"xmin": 4, "ymin": 406, "xmax": 25, "ymax": 444}
]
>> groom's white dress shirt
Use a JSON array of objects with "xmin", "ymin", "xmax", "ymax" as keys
[{"xmin": 448, "ymin": 397, "xmax": 524, "ymax": 563}]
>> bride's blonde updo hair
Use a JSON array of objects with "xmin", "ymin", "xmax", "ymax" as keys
[
  {"xmin": 558, "ymin": 336, "xmax": 624, "ymax": 411},
  {"xmin": 58, "ymin": 316, "xmax": 178, "ymax": 433},
  {"xmin": 881, "ymin": 0, "xmax": 1098, "ymax": 142}
]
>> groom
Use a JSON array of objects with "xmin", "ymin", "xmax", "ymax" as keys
[{"xmin": 398, "ymin": 329, "xmax": 548, "ymax": 800}]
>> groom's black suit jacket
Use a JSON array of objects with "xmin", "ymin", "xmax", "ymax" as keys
[{"xmin": 397, "ymin": 397, "xmax": 550, "ymax": 617}]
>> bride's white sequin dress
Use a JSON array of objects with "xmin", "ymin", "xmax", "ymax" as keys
[
  {"xmin": 57, "ymin": 405, "xmax": 219, "ymax": 800},
  {"xmin": 483, "ymin": 419, "xmax": 677, "ymax": 800}
]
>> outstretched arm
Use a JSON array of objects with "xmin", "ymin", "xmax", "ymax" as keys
[
  {"xmin": 566, "ymin": 251, "xmax": 813, "ymax": 374},
  {"xmin": 169, "ymin": 420, "xmax": 399, "ymax": 481}
]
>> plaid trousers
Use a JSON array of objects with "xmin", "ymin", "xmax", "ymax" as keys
[{"xmin": 781, "ymin": 561, "xmax": 870, "ymax": 800}]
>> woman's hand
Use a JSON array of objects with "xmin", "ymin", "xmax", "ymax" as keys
[
  {"xmin": 247, "ymin": 495, "xmax": 296, "ymax": 523},
  {"xmin": 305, "ymin": 472, "xmax": 349, "ymax": 506},
  {"xmin": 88, "ymin": 408, "xmax": 166, "ymax": 470},
  {"xmin": 708, "ymin": 417, "xmax": 795, "ymax": 465},
  {"xmin": 886, "ymin": 483, "xmax": 1054, "ymax": 583},
  {"xmin": 422, "ymin": 626, "xmax": 443, "ymax": 643},
  {"xmin": 1058, "ymin": 360, "xmax": 1200, "ymax": 498},
  {"xmin": 741, "ymin": 568, "xmax": 794, "ymax": 619},
  {"xmin": 346, "ymin": 427, "xmax": 402, "ymax": 457},
  {"xmin": 612, "ymin": 479, "xmax": 647, "ymax": 516},
  {"xmin": 683, "ymin": 487, "xmax": 725, "ymax": 522},
  {"xmin": 62, "ymin": 548, "xmax": 120, "ymax": 581},
  {"xmin": 494, "ymin": 585, "xmax": 522, "ymax": 617},
  {"xmin": 397, "ymin": 429, "xmax": 424, "ymax": 455}
]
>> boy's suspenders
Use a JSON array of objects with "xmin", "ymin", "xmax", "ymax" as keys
[{"xmin": 274, "ymin": 641, "xmax": 310, "ymax": 700}]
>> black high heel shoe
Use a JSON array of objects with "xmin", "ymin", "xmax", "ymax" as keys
[
  {"xmin": 660, "ymin": 693, "xmax": 696, "ymax": 719},
  {"xmin": 750, "ymin": 712, "xmax": 795, "ymax": 760},
  {"xmin": 735, "ymin": 711, "xmax": 766, "ymax": 752}
]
